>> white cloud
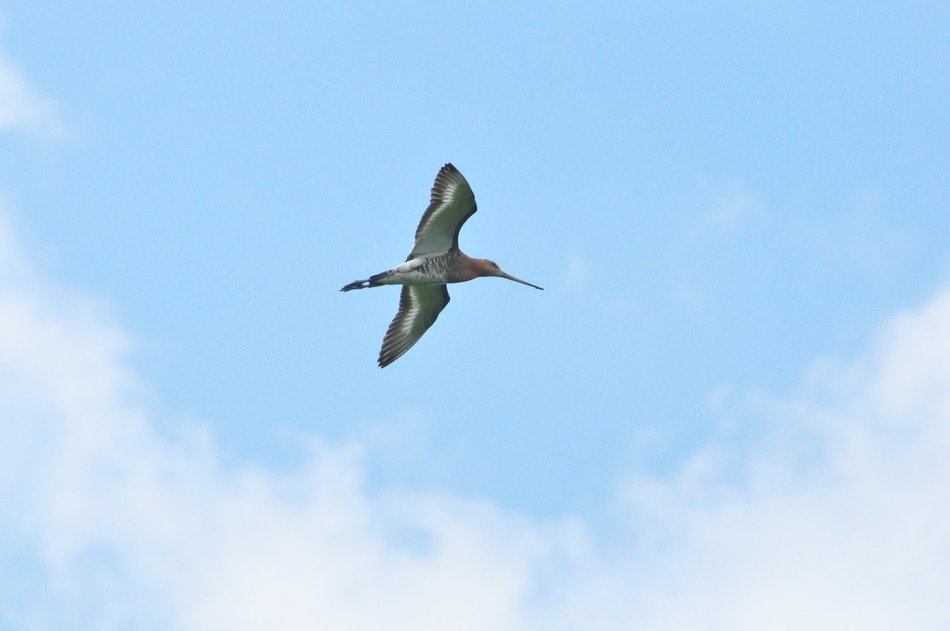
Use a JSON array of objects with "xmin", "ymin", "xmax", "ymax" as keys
[
  {"xmin": 580, "ymin": 289, "xmax": 950, "ymax": 630},
  {"xmin": 1, "ymin": 194, "xmax": 950, "ymax": 629},
  {"xmin": 706, "ymin": 185, "xmax": 763, "ymax": 231},
  {"xmin": 0, "ymin": 204, "xmax": 586, "ymax": 630},
  {"xmin": 0, "ymin": 47, "xmax": 61, "ymax": 137}
]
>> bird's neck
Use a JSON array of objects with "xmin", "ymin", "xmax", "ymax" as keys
[{"xmin": 452, "ymin": 253, "xmax": 487, "ymax": 282}]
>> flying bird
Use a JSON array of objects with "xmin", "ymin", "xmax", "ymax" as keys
[{"xmin": 341, "ymin": 163, "xmax": 543, "ymax": 368}]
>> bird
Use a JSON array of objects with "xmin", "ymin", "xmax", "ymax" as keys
[{"xmin": 341, "ymin": 163, "xmax": 543, "ymax": 368}]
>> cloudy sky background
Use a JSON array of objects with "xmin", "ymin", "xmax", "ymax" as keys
[{"xmin": 1, "ymin": 3, "xmax": 949, "ymax": 629}]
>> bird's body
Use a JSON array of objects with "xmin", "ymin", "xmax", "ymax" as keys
[{"xmin": 341, "ymin": 163, "xmax": 542, "ymax": 368}]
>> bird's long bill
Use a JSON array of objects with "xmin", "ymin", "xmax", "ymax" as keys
[{"xmin": 498, "ymin": 270, "xmax": 544, "ymax": 290}]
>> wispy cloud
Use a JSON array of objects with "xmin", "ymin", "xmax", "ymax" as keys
[
  {"xmin": 562, "ymin": 251, "xmax": 588, "ymax": 290},
  {"xmin": 706, "ymin": 184, "xmax": 764, "ymax": 232},
  {"xmin": 597, "ymin": 287, "xmax": 950, "ymax": 630},
  {"xmin": 0, "ymin": 203, "xmax": 585, "ymax": 629},
  {"xmin": 5, "ymin": 196, "xmax": 950, "ymax": 629},
  {"xmin": 1, "ymin": 204, "xmax": 950, "ymax": 628},
  {"xmin": 0, "ymin": 49, "xmax": 61, "ymax": 137}
]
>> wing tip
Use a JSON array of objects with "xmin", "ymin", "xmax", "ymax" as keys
[{"xmin": 435, "ymin": 163, "xmax": 464, "ymax": 185}]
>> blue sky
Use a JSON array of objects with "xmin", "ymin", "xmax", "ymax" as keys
[{"xmin": 1, "ymin": 3, "xmax": 949, "ymax": 628}]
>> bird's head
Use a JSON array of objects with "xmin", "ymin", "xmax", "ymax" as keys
[{"xmin": 475, "ymin": 259, "xmax": 543, "ymax": 290}]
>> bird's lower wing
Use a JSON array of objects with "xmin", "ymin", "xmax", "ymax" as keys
[{"xmin": 378, "ymin": 285, "xmax": 450, "ymax": 368}]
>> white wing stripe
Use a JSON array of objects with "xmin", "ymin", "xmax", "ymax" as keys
[
  {"xmin": 377, "ymin": 285, "xmax": 450, "ymax": 367},
  {"xmin": 408, "ymin": 164, "xmax": 477, "ymax": 258}
]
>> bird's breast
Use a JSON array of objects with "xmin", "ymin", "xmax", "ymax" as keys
[{"xmin": 390, "ymin": 254, "xmax": 454, "ymax": 285}]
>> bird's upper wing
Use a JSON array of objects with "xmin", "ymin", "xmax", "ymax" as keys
[
  {"xmin": 378, "ymin": 284, "xmax": 450, "ymax": 368},
  {"xmin": 408, "ymin": 164, "xmax": 477, "ymax": 259}
]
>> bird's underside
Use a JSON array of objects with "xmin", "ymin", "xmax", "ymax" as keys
[
  {"xmin": 340, "ymin": 260, "xmax": 454, "ymax": 367},
  {"xmin": 340, "ymin": 253, "xmax": 457, "ymax": 292},
  {"xmin": 340, "ymin": 255, "xmax": 456, "ymax": 366}
]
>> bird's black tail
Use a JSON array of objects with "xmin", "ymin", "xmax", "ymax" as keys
[{"xmin": 340, "ymin": 271, "xmax": 392, "ymax": 292}]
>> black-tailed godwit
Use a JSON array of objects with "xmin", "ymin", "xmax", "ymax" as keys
[{"xmin": 341, "ymin": 163, "xmax": 542, "ymax": 367}]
